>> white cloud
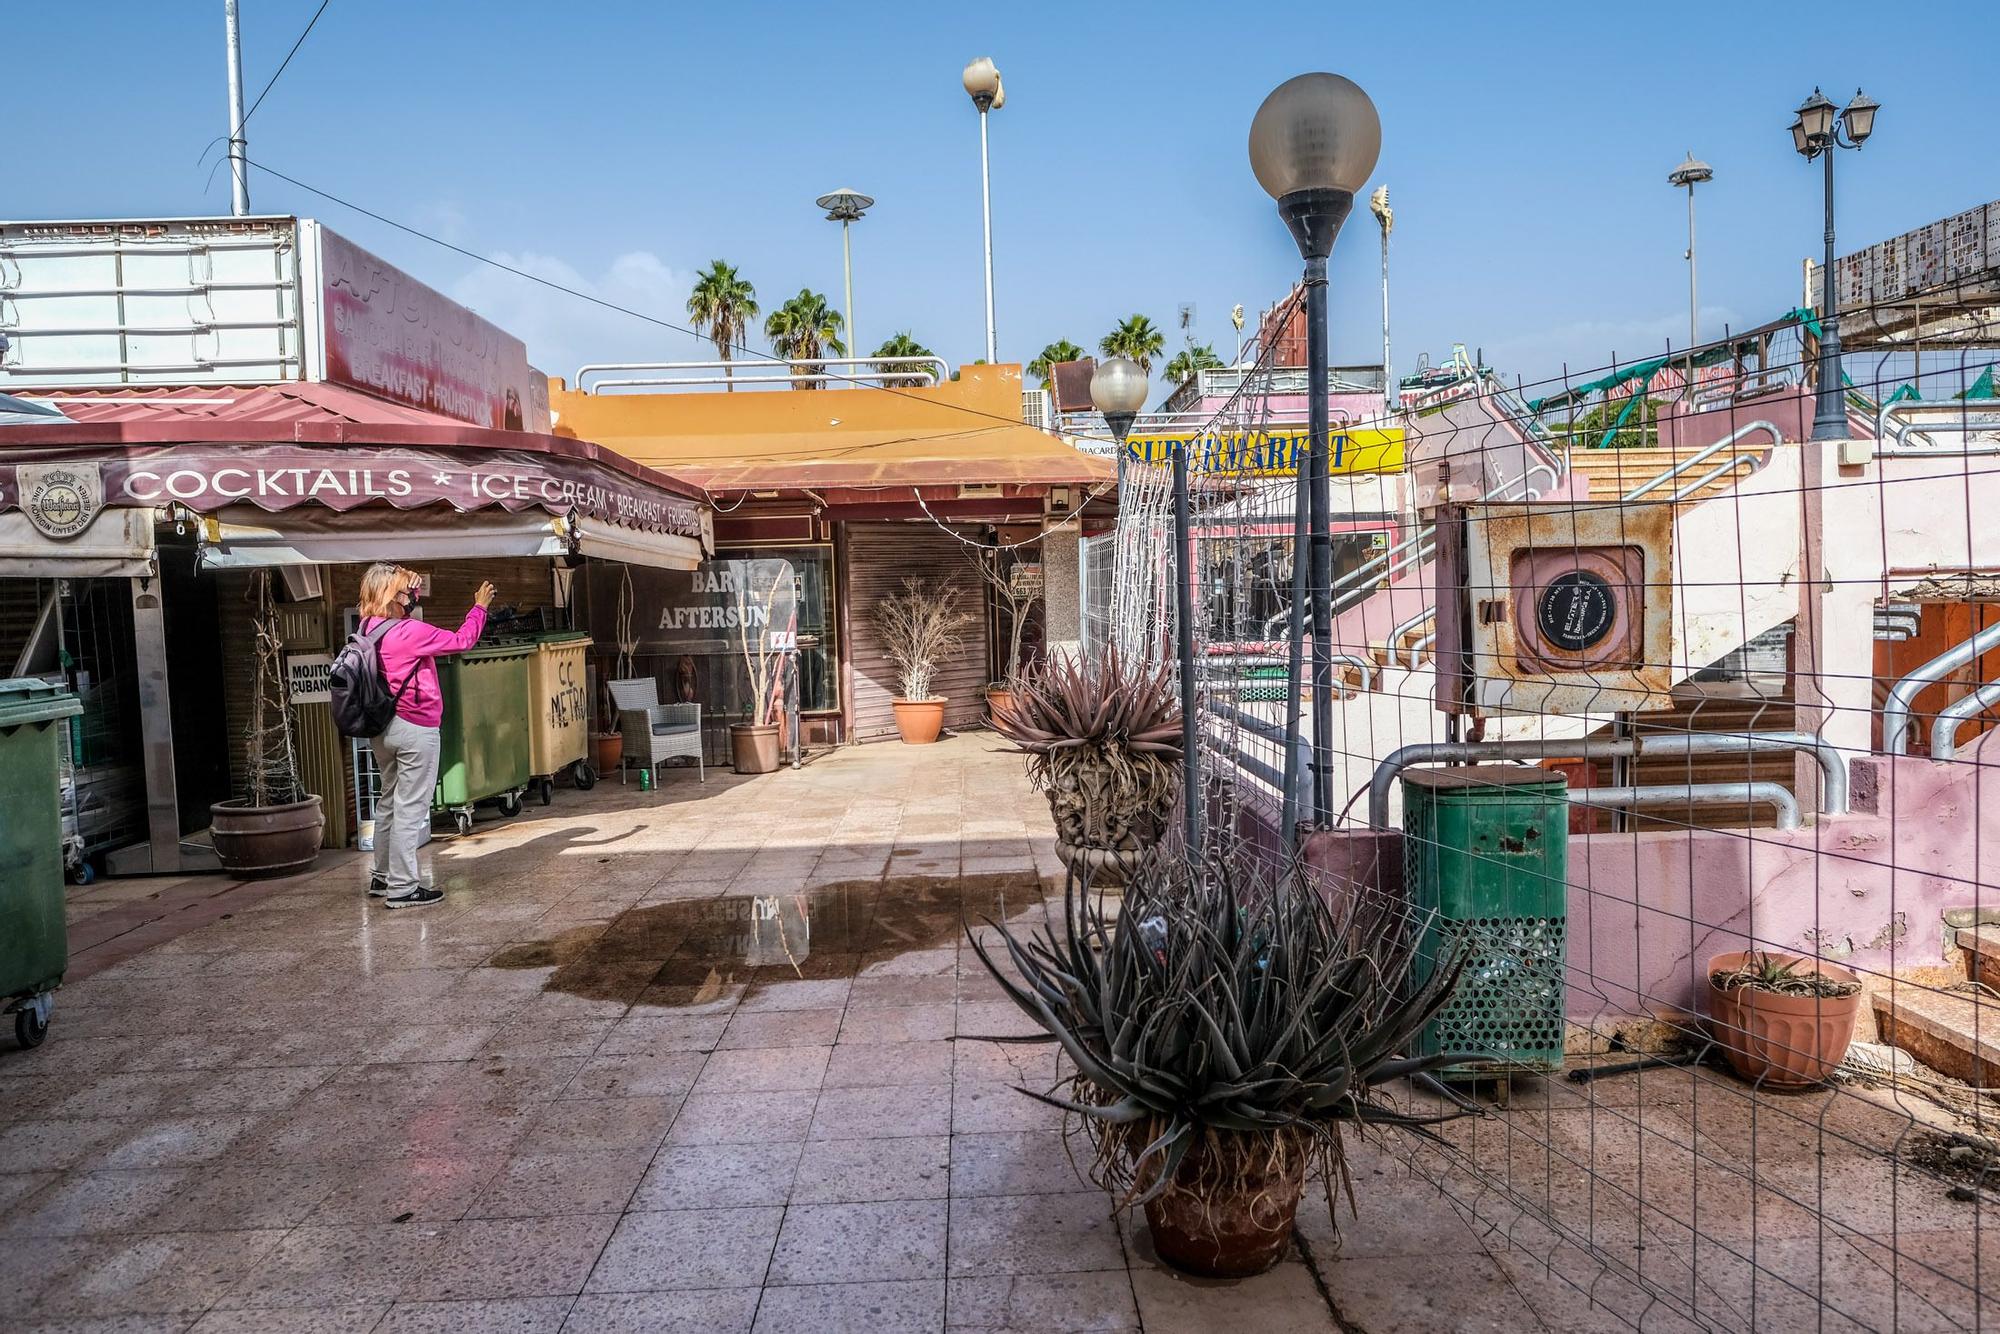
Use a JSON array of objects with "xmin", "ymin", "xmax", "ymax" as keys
[{"xmin": 448, "ymin": 249, "xmax": 707, "ymax": 383}]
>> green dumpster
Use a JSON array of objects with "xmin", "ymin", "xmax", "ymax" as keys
[
  {"xmin": 432, "ymin": 641, "xmax": 533, "ymax": 836},
  {"xmin": 525, "ymin": 631, "xmax": 596, "ymax": 805},
  {"xmin": 0, "ymin": 678, "xmax": 83, "ymax": 1049},
  {"xmin": 1401, "ymin": 766, "xmax": 1569, "ymax": 1079}
]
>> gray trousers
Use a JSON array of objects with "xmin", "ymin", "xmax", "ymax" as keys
[{"xmin": 369, "ymin": 716, "xmax": 440, "ymax": 892}]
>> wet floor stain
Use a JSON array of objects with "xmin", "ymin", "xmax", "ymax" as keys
[{"xmin": 485, "ymin": 873, "xmax": 1045, "ymax": 1006}]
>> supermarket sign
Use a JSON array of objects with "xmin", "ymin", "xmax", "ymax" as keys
[{"xmin": 1123, "ymin": 427, "xmax": 1403, "ymax": 477}]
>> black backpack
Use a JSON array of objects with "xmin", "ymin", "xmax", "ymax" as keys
[{"xmin": 328, "ymin": 620, "xmax": 416, "ymax": 739}]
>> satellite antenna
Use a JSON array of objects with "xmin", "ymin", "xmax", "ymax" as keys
[{"xmin": 1177, "ymin": 302, "xmax": 1196, "ymax": 333}]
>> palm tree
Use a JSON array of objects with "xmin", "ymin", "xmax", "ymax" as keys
[
  {"xmin": 685, "ymin": 261, "xmax": 759, "ymax": 391},
  {"xmin": 871, "ymin": 332, "xmax": 936, "ymax": 383},
  {"xmin": 1099, "ymin": 315, "xmax": 1165, "ymax": 375},
  {"xmin": 1164, "ymin": 342, "xmax": 1225, "ymax": 389},
  {"xmin": 765, "ymin": 290, "xmax": 847, "ymax": 389},
  {"xmin": 1027, "ymin": 339, "xmax": 1085, "ymax": 388}
]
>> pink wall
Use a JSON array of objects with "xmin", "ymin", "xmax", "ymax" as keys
[{"xmin": 1566, "ymin": 729, "xmax": 2000, "ymax": 1019}]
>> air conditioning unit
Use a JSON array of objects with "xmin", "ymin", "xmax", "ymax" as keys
[{"xmin": 1464, "ymin": 501, "xmax": 1674, "ymax": 715}]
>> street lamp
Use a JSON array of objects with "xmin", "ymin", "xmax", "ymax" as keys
[
  {"xmin": 1791, "ymin": 87, "xmax": 1880, "ymax": 440},
  {"xmin": 1093, "ymin": 354, "xmax": 1200, "ymax": 852},
  {"xmin": 1667, "ymin": 153, "xmax": 1712, "ymax": 369},
  {"xmin": 963, "ymin": 57, "xmax": 1004, "ymax": 365},
  {"xmin": 815, "ymin": 188, "xmax": 873, "ymax": 373},
  {"xmin": 1369, "ymin": 185, "xmax": 1395, "ymax": 413},
  {"xmin": 1250, "ymin": 71, "xmax": 1381, "ymax": 844}
]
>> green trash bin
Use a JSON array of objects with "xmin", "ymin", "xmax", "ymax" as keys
[
  {"xmin": 432, "ymin": 641, "xmax": 534, "ymax": 836},
  {"xmin": 1402, "ymin": 766, "xmax": 1569, "ymax": 1079},
  {"xmin": 0, "ymin": 677, "xmax": 84, "ymax": 1050}
]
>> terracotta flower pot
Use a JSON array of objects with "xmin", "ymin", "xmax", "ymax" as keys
[
  {"xmin": 1140, "ymin": 1131, "xmax": 1308, "ymax": 1278},
  {"xmin": 210, "ymin": 794, "xmax": 324, "ymax": 878},
  {"xmin": 730, "ymin": 722, "xmax": 782, "ymax": 774},
  {"xmin": 891, "ymin": 698, "xmax": 947, "ymax": 745},
  {"xmin": 984, "ymin": 684, "xmax": 1016, "ymax": 720},
  {"xmin": 1706, "ymin": 950, "xmax": 1863, "ymax": 1088},
  {"xmin": 592, "ymin": 731, "xmax": 624, "ymax": 774}
]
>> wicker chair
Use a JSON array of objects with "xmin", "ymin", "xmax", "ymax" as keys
[{"xmin": 607, "ymin": 678, "xmax": 705, "ymax": 785}]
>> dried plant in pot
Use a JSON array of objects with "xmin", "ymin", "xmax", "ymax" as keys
[
  {"xmin": 870, "ymin": 577, "xmax": 971, "ymax": 744},
  {"xmin": 211, "ymin": 571, "xmax": 324, "ymax": 877},
  {"xmin": 966, "ymin": 544, "xmax": 1044, "ymax": 717},
  {"xmin": 967, "ymin": 846, "xmax": 1480, "ymax": 1278},
  {"xmin": 1707, "ymin": 949, "xmax": 1864, "ymax": 1089},
  {"xmin": 990, "ymin": 649, "xmax": 1180, "ymax": 880}
]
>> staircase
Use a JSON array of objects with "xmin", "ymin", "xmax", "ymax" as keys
[
  {"xmin": 1566, "ymin": 445, "xmax": 1764, "ymax": 503},
  {"xmin": 1872, "ymin": 926, "xmax": 2000, "ymax": 1086}
]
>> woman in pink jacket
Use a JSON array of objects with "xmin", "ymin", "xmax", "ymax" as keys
[{"xmin": 356, "ymin": 563, "xmax": 495, "ymax": 908}]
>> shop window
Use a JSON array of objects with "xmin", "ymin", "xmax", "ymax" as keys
[{"xmin": 717, "ymin": 545, "xmax": 840, "ymax": 713}]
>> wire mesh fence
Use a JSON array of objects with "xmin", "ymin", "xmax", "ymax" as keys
[{"xmin": 1088, "ymin": 279, "xmax": 2000, "ymax": 1329}]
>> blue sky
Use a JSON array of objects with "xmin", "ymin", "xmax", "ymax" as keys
[{"xmin": 10, "ymin": 2, "xmax": 1995, "ymax": 401}]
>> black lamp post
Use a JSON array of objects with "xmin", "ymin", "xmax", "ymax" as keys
[
  {"xmin": 1791, "ymin": 87, "xmax": 1879, "ymax": 441},
  {"xmin": 1249, "ymin": 72, "xmax": 1381, "ymax": 842}
]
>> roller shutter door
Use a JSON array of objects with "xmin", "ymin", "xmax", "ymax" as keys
[{"xmin": 844, "ymin": 523, "xmax": 991, "ymax": 741}]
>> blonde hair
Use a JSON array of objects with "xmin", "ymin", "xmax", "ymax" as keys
[{"xmin": 358, "ymin": 563, "xmax": 406, "ymax": 619}]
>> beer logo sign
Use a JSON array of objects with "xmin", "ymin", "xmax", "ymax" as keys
[{"xmin": 20, "ymin": 463, "xmax": 104, "ymax": 540}]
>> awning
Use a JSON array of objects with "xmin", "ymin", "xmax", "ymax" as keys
[
  {"xmin": 0, "ymin": 507, "xmax": 154, "ymax": 578},
  {"xmin": 197, "ymin": 505, "xmax": 705, "ymax": 572}
]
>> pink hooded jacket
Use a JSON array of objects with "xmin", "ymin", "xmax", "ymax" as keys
[{"xmin": 360, "ymin": 606, "xmax": 488, "ymax": 728}]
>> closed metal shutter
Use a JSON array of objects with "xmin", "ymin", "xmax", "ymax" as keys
[{"xmin": 844, "ymin": 523, "xmax": 991, "ymax": 741}]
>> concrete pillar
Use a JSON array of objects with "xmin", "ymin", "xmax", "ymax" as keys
[
  {"xmin": 1793, "ymin": 439, "xmax": 1878, "ymax": 815},
  {"xmin": 1040, "ymin": 523, "xmax": 1082, "ymax": 663}
]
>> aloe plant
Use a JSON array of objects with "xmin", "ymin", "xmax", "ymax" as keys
[
  {"xmin": 990, "ymin": 649, "xmax": 1181, "ymax": 853},
  {"xmin": 968, "ymin": 846, "xmax": 1480, "ymax": 1220}
]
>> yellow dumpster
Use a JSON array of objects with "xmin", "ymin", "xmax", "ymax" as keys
[{"xmin": 526, "ymin": 632, "xmax": 595, "ymax": 804}]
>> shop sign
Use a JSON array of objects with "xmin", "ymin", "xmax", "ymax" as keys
[
  {"xmin": 286, "ymin": 653, "xmax": 333, "ymax": 704},
  {"xmin": 18, "ymin": 462, "xmax": 105, "ymax": 539},
  {"xmin": 318, "ymin": 227, "xmax": 547, "ymax": 432},
  {"xmin": 1123, "ymin": 427, "xmax": 1403, "ymax": 477},
  {"xmin": 0, "ymin": 446, "xmax": 705, "ymax": 539},
  {"xmin": 1008, "ymin": 563, "xmax": 1044, "ymax": 599},
  {"xmin": 585, "ymin": 558, "xmax": 798, "ymax": 656}
]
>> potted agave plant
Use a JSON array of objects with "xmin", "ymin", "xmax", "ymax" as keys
[
  {"xmin": 969, "ymin": 844, "xmax": 1475, "ymax": 1278},
  {"xmin": 210, "ymin": 572, "xmax": 324, "ymax": 877},
  {"xmin": 990, "ymin": 649, "xmax": 1181, "ymax": 880},
  {"xmin": 1707, "ymin": 949, "xmax": 1864, "ymax": 1088},
  {"xmin": 870, "ymin": 577, "xmax": 970, "ymax": 745}
]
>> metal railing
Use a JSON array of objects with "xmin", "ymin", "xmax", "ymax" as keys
[
  {"xmin": 1931, "ymin": 679, "xmax": 2000, "ymax": 759},
  {"xmin": 1365, "ymin": 732, "xmax": 1848, "ymax": 827},
  {"xmin": 574, "ymin": 356, "xmax": 948, "ymax": 394},
  {"xmin": 1877, "ymin": 398, "xmax": 2000, "ymax": 456},
  {"xmin": 1619, "ymin": 419, "xmax": 1781, "ymax": 501},
  {"xmin": 1883, "ymin": 620, "xmax": 2000, "ymax": 754}
]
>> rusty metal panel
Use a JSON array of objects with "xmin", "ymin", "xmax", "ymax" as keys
[{"xmin": 1464, "ymin": 500, "xmax": 1675, "ymax": 715}]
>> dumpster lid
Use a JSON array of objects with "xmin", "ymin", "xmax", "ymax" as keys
[
  {"xmin": 0, "ymin": 677, "xmax": 83, "ymax": 727},
  {"xmin": 535, "ymin": 631, "xmax": 592, "ymax": 646},
  {"xmin": 1401, "ymin": 765, "xmax": 1568, "ymax": 791},
  {"xmin": 454, "ymin": 641, "xmax": 539, "ymax": 662}
]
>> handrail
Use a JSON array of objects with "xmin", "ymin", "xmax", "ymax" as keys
[
  {"xmin": 1931, "ymin": 680, "xmax": 2000, "ymax": 760},
  {"xmin": 1883, "ymin": 620, "xmax": 2000, "ymax": 754},
  {"xmin": 1667, "ymin": 454, "xmax": 1762, "ymax": 502},
  {"xmin": 1621, "ymin": 420, "xmax": 1780, "ymax": 502},
  {"xmin": 1878, "ymin": 400, "xmax": 2000, "ymax": 456},
  {"xmin": 1387, "ymin": 606, "xmax": 1435, "ymax": 669},
  {"xmin": 575, "ymin": 356, "xmax": 948, "ymax": 392},
  {"xmin": 1404, "ymin": 628, "xmax": 1437, "ymax": 670},
  {"xmin": 1569, "ymin": 783, "xmax": 1800, "ymax": 831},
  {"xmin": 1366, "ymin": 731, "xmax": 1847, "ymax": 828},
  {"xmin": 1690, "ymin": 368, "xmax": 1797, "ymax": 411}
]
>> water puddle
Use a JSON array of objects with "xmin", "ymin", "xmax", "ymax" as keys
[{"xmin": 485, "ymin": 873, "xmax": 1043, "ymax": 1006}]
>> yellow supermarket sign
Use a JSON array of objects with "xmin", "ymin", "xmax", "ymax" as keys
[{"xmin": 1123, "ymin": 427, "xmax": 1403, "ymax": 476}]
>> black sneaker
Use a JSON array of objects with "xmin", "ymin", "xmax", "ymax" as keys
[
  {"xmin": 382, "ymin": 886, "xmax": 444, "ymax": 910},
  {"xmin": 368, "ymin": 875, "xmax": 390, "ymax": 897}
]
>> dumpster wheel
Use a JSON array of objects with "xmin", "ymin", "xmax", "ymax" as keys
[
  {"xmin": 452, "ymin": 809, "xmax": 474, "ymax": 837},
  {"xmin": 13, "ymin": 994, "xmax": 52, "ymax": 1049},
  {"xmin": 497, "ymin": 790, "xmax": 524, "ymax": 818},
  {"xmin": 536, "ymin": 777, "xmax": 555, "ymax": 807},
  {"xmin": 573, "ymin": 761, "xmax": 597, "ymax": 791}
]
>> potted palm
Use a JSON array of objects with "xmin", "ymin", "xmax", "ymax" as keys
[
  {"xmin": 210, "ymin": 572, "xmax": 324, "ymax": 877},
  {"xmin": 969, "ymin": 845, "xmax": 1477, "ymax": 1277},
  {"xmin": 968, "ymin": 546, "xmax": 1043, "ymax": 719},
  {"xmin": 870, "ymin": 577, "xmax": 969, "ymax": 745},
  {"xmin": 1707, "ymin": 950, "xmax": 1864, "ymax": 1088},
  {"xmin": 730, "ymin": 562, "xmax": 792, "ymax": 774},
  {"xmin": 989, "ymin": 649, "xmax": 1181, "ymax": 879}
]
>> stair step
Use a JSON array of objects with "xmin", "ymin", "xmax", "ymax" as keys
[
  {"xmin": 1871, "ymin": 986, "xmax": 2000, "ymax": 1086},
  {"xmin": 1959, "ymin": 924, "xmax": 2000, "ymax": 991}
]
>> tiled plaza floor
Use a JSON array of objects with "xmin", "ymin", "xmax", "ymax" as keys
[{"xmin": 4, "ymin": 734, "xmax": 1992, "ymax": 1331}]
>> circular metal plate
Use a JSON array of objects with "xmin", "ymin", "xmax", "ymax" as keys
[{"xmin": 1535, "ymin": 571, "xmax": 1617, "ymax": 652}]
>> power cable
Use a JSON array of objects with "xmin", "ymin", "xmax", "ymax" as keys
[{"xmin": 198, "ymin": 1, "xmax": 335, "ymax": 178}]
